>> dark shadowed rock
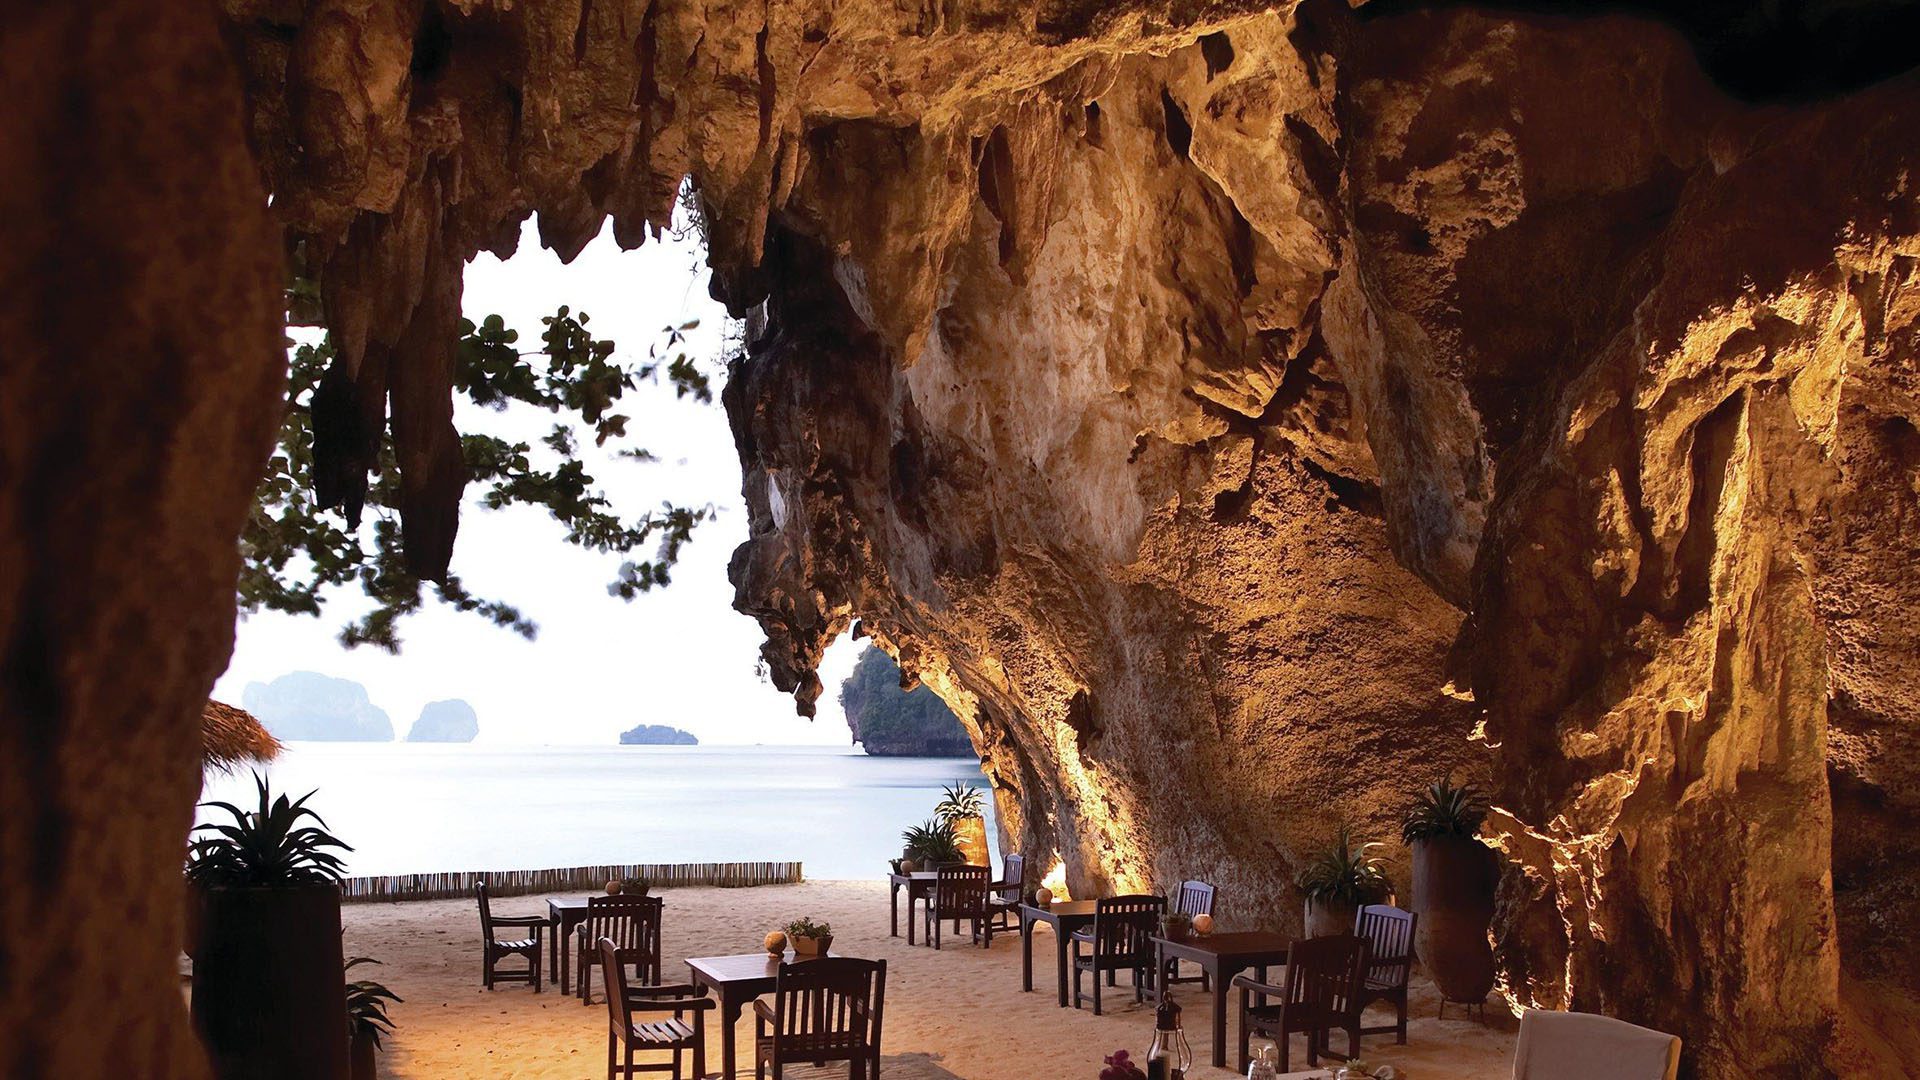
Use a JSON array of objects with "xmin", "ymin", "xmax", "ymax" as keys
[{"xmin": 841, "ymin": 646, "xmax": 976, "ymax": 757}]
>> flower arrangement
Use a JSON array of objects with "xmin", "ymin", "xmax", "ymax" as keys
[
  {"xmin": 1100, "ymin": 1050, "xmax": 1146, "ymax": 1080},
  {"xmin": 785, "ymin": 917, "xmax": 833, "ymax": 956}
]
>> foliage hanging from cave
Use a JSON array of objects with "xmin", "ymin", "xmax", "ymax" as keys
[{"xmin": 238, "ymin": 303, "xmax": 720, "ymax": 651}]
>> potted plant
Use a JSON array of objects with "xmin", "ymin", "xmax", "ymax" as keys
[
  {"xmin": 900, "ymin": 818, "xmax": 964, "ymax": 868},
  {"xmin": 617, "ymin": 875, "xmax": 652, "ymax": 897},
  {"xmin": 1403, "ymin": 777, "xmax": 1498, "ymax": 1004},
  {"xmin": 1161, "ymin": 912, "xmax": 1194, "ymax": 940},
  {"xmin": 187, "ymin": 772, "xmax": 352, "ymax": 1079},
  {"xmin": 785, "ymin": 917, "xmax": 833, "ymax": 957},
  {"xmin": 1297, "ymin": 825, "xmax": 1391, "ymax": 936},
  {"xmin": 344, "ymin": 957, "xmax": 401, "ymax": 1080},
  {"xmin": 934, "ymin": 781, "xmax": 991, "ymax": 866}
]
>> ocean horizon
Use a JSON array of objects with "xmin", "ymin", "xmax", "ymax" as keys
[{"xmin": 199, "ymin": 743, "xmax": 998, "ymax": 882}]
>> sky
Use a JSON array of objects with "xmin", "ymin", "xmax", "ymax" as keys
[{"xmin": 213, "ymin": 214, "xmax": 862, "ymax": 746}]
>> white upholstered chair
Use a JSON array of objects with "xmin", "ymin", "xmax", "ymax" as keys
[{"xmin": 1513, "ymin": 1008, "xmax": 1681, "ymax": 1080}]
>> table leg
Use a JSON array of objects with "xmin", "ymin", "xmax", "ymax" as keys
[
  {"xmin": 890, "ymin": 880, "xmax": 900, "ymax": 937},
  {"xmin": 907, "ymin": 885, "xmax": 918, "ymax": 945},
  {"xmin": 1210, "ymin": 961, "xmax": 1230, "ymax": 1068},
  {"xmin": 1055, "ymin": 924, "xmax": 1070, "ymax": 1008},
  {"xmin": 548, "ymin": 916, "xmax": 561, "ymax": 983},
  {"xmin": 1021, "ymin": 913, "xmax": 1034, "ymax": 992},
  {"xmin": 720, "ymin": 991, "xmax": 742, "ymax": 1080},
  {"xmin": 559, "ymin": 922, "xmax": 571, "ymax": 997}
]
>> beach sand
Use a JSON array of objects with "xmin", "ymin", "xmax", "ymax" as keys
[{"xmin": 343, "ymin": 880, "xmax": 1516, "ymax": 1079}]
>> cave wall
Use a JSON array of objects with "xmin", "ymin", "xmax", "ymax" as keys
[
  {"xmin": 5, "ymin": 0, "xmax": 1915, "ymax": 1075},
  {"xmin": 0, "ymin": 2, "xmax": 284, "ymax": 1076}
]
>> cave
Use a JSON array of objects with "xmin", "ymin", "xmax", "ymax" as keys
[{"xmin": 4, "ymin": 0, "xmax": 1920, "ymax": 1075}]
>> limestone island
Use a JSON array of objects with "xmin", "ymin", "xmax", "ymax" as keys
[
  {"xmin": 840, "ymin": 646, "xmax": 975, "ymax": 757},
  {"xmin": 407, "ymin": 699, "xmax": 479, "ymax": 743},
  {"xmin": 619, "ymin": 723, "xmax": 699, "ymax": 746},
  {"xmin": 242, "ymin": 671, "xmax": 393, "ymax": 742}
]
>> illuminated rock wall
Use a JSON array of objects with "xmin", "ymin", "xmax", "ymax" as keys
[{"xmin": 5, "ymin": 1, "xmax": 1916, "ymax": 1075}]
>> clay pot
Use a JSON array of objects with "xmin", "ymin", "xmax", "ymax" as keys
[
  {"xmin": 790, "ymin": 934, "xmax": 832, "ymax": 957},
  {"xmin": 348, "ymin": 1031, "xmax": 379, "ymax": 1080},
  {"xmin": 1304, "ymin": 896, "xmax": 1357, "ymax": 937},
  {"xmin": 764, "ymin": 931, "xmax": 788, "ymax": 955},
  {"xmin": 192, "ymin": 882, "xmax": 349, "ymax": 1080},
  {"xmin": 950, "ymin": 815, "xmax": 991, "ymax": 867},
  {"xmin": 1411, "ymin": 835, "xmax": 1498, "ymax": 1003},
  {"xmin": 899, "ymin": 858, "xmax": 921, "ymax": 874}
]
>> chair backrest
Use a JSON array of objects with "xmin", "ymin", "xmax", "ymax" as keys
[
  {"xmin": 1000, "ymin": 854, "xmax": 1025, "ymax": 900},
  {"xmin": 1512, "ymin": 1009, "xmax": 1681, "ymax": 1080},
  {"xmin": 932, "ymin": 864, "xmax": 990, "ymax": 917},
  {"xmin": 1286, "ymin": 933, "xmax": 1367, "ymax": 1015},
  {"xmin": 584, "ymin": 895, "xmax": 663, "ymax": 979},
  {"xmin": 1354, "ymin": 904, "xmax": 1416, "ymax": 989},
  {"xmin": 1175, "ymin": 880, "xmax": 1215, "ymax": 917},
  {"xmin": 769, "ymin": 957, "xmax": 887, "ymax": 1060},
  {"xmin": 1092, "ymin": 895, "xmax": 1165, "ymax": 961},
  {"xmin": 475, "ymin": 882, "xmax": 496, "ymax": 936},
  {"xmin": 599, "ymin": 937, "xmax": 633, "ymax": 1035}
]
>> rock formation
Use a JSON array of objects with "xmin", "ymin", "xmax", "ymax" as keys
[
  {"xmin": 407, "ymin": 698, "xmax": 479, "ymax": 742},
  {"xmin": 7, "ymin": 1, "xmax": 1920, "ymax": 1076},
  {"xmin": 841, "ymin": 645, "xmax": 977, "ymax": 756},
  {"xmin": 619, "ymin": 723, "xmax": 700, "ymax": 745},
  {"xmin": 243, "ymin": 671, "xmax": 396, "ymax": 742}
]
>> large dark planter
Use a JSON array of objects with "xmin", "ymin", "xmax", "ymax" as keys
[
  {"xmin": 192, "ymin": 882, "xmax": 349, "ymax": 1080},
  {"xmin": 1303, "ymin": 896, "xmax": 1357, "ymax": 937},
  {"xmin": 349, "ymin": 1032, "xmax": 379, "ymax": 1080},
  {"xmin": 1411, "ymin": 835, "xmax": 1498, "ymax": 1004}
]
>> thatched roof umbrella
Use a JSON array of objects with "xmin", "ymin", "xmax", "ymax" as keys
[{"xmin": 201, "ymin": 699, "xmax": 282, "ymax": 772}]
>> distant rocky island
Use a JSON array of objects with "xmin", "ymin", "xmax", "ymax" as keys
[
  {"xmin": 619, "ymin": 723, "xmax": 699, "ymax": 745},
  {"xmin": 840, "ymin": 646, "xmax": 975, "ymax": 757},
  {"xmin": 408, "ymin": 699, "xmax": 479, "ymax": 743},
  {"xmin": 243, "ymin": 671, "xmax": 394, "ymax": 742}
]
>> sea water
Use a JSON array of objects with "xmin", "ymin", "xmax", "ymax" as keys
[{"xmin": 197, "ymin": 743, "xmax": 996, "ymax": 881}]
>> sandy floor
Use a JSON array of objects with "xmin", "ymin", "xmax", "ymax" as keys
[{"xmin": 343, "ymin": 881, "xmax": 1516, "ymax": 1080}]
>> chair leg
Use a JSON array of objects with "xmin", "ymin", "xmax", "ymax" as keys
[
  {"xmin": 693, "ymin": 1023, "xmax": 706, "ymax": 1080},
  {"xmin": 1396, "ymin": 992, "xmax": 1409, "ymax": 1044},
  {"xmin": 1072, "ymin": 957, "xmax": 1083, "ymax": 1010},
  {"xmin": 532, "ymin": 943, "xmax": 543, "ymax": 992},
  {"xmin": 607, "ymin": 1033, "xmax": 616, "ymax": 1080},
  {"xmin": 1092, "ymin": 965, "xmax": 1103, "ymax": 1016}
]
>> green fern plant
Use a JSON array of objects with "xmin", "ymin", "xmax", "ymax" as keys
[
  {"xmin": 934, "ymin": 781, "xmax": 986, "ymax": 821},
  {"xmin": 1296, "ymin": 825, "xmax": 1391, "ymax": 907},
  {"xmin": 186, "ymin": 772, "xmax": 351, "ymax": 887},
  {"xmin": 901, "ymin": 818, "xmax": 964, "ymax": 864},
  {"xmin": 1401, "ymin": 778, "xmax": 1489, "ymax": 843},
  {"xmin": 345, "ymin": 957, "xmax": 402, "ymax": 1047}
]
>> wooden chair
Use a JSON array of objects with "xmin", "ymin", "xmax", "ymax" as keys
[
  {"xmin": 1351, "ymin": 904, "xmax": 1416, "ymax": 1044},
  {"xmin": 476, "ymin": 882, "xmax": 543, "ymax": 991},
  {"xmin": 1162, "ymin": 879, "xmax": 1218, "ymax": 991},
  {"xmin": 987, "ymin": 854, "xmax": 1025, "ymax": 937},
  {"xmin": 1233, "ymin": 933, "xmax": 1367, "ymax": 1072},
  {"xmin": 1512, "ymin": 1008, "xmax": 1680, "ymax": 1080},
  {"xmin": 754, "ymin": 956, "xmax": 887, "ymax": 1080},
  {"xmin": 577, "ymin": 894, "xmax": 663, "ymax": 1004},
  {"xmin": 923, "ymin": 864, "xmax": 991, "ymax": 949},
  {"xmin": 1071, "ymin": 894, "xmax": 1165, "ymax": 1015},
  {"xmin": 598, "ymin": 937, "xmax": 713, "ymax": 1079}
]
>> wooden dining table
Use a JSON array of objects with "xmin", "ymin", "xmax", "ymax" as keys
[
  {"xmin": 886, "ymin": 871, "xmax": 938, "ymax": 943},
  {"xmin": 546, "ymin": 896, "xmax": 591, "ymax": 990},
  {"xmin": 686, "ymin": 950, "xmax": 839, "ymax": 1080},
  {"xmin": 1017, "ymin": 899, "xmax": 1100, "ymax": 1006},
  {"xmin": 1152, "ymin": 930, "xmax": 1293, "ymax": 1070}
]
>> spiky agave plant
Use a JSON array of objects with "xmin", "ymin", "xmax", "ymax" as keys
[
  {"xmin": 186, "ymin": 771, "xmax": 351, "ymax": 887},
  {"xmin": 345, "ymin": 957, "xmax": 402, "ymax": 1047},
  {"xmin": 901, "ymin": 818, "xmax": 964, "ymax": 864},
  {"xmin": 1401, "ymin": 778, "xmax": 1489, "ymax": 844},
  {"xmin": 1296, "ymin": 825, "xmax": 1391, "ymax": 907},
  {"xmin": 934, "ymin": 781, "xmax": 986, "ymax": 822}
]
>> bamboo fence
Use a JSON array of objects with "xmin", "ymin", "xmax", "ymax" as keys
[{"xmin": 341, "ymin": 861, "xmax": 803, "ymax": 903}]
